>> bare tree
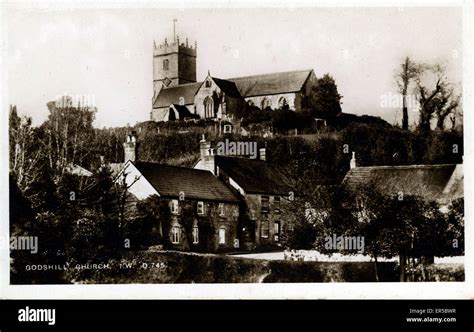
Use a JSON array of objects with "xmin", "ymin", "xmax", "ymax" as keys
[
  {"xmin": 434, "ymin": 86, "xmax": 460, "ymax": 131},
  {"xmin": 415, "ymin": 63, "xmax": 445, "ymax": 134},
  {"xmin": 395, "ymin": 57, "xmax": 423, "ymax": 130}
]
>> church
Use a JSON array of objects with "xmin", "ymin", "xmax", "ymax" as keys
[{"xmin": 151, "ymin": 34, "xmax": 317, "ymax": 122}]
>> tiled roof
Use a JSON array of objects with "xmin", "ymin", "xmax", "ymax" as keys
[
  {"xmin": 152, "ymin": 69, "xmax": 313, "ymax": 109},
  {"xmin": 215, "ymin": 156, "xmax": 294, "ymax": 196},
  {"xmin": 228, "ymin": 69, "xmax": 313, "ymax": 97},
  {"xmin": 134, "ymin": 162, "xmax": 240, "ymax": 203},
  {"xmin": 153, "ymin": 82, "xmax": 201, "ymax": 108},
  {"xmin": 343, "ymin": 164, "xmax": 463, "ymax": 202}
]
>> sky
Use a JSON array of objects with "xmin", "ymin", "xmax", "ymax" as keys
[{"xmin": 3, "ymin": 5, "xmax": 463, "ymax": 128}]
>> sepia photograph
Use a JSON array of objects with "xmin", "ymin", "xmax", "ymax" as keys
[{"xmin": 3, "ymin": 1, "xmax": 468, "ymax": 291}]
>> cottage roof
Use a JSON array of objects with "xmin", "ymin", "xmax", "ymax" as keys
[
  {"xmin": 133, "ymin": 161, "xmax": 240, "ymax": 203},
  {"xmin": 215, "ymin": 155, "xmax": 294, "ymax": 196},
  {"xmin": 342, "ymin": 164, "xmax": 463, "ymax": 202}
]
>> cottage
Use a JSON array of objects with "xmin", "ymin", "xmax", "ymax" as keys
[
  {"xmin": 115, "ymin": 134, "xmax": 241, "ymax": 253},
  {"xmin": 342, "ymin": 152, "xmax": 464, "ymax": 207},
  {"xmin": 194, "ymin": 136, "xmax": 296, "ymax": 250}
]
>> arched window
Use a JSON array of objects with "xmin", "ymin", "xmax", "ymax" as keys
[
  {"xmin": 261, "ymin": 97, "xmax": 271, "ymax": 110},
  {"xmin": 204, "ymin": 97, "xmax": 214, "ymax": 119},
  {"xmin": 278, "ymin": 97, "xmax": 288, "ymax": 108},
  {"xmin": 205, "ymin": 80, "xmax": 211, "ymax": 88},
  {"xmin": 179, "ymin": 96, "xmax": 185, "ymax": 106}
]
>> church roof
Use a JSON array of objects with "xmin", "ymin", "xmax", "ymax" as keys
[
  {"xmin": 133, "ymin": 161, "xmax": 240, "ymax": 203},
  {"xmin": 153, "ymin": 82, "xmax": 201, "ymax": 108},
  {"xmin": 153, "ymin": 69, "xmax": 313, "ymax": 109},
  {"xmin": 211, "ymin": 77, "xmax": 242, "ymax": 97},
  {"xmin": 215, "ymin": 155, "xmax": 295, "ymax": 196},
  {"xmin": 228, "ymin": 69, "xmax": 313, "ymax": 97},
  {"xmin": 342, "ymin": 163, "xmax": 463, "ymax": 203}
]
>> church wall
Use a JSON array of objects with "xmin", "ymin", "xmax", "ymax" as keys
[
  {"xmin": 151, "ymin": 105, "xmax": 194, "ymax": 122},
  {"xmin": 244, "ymin": 92, "xmax": 297, "ymax": 111},
  {"xmin": 194, "ymin": 78, "xmax": 222, "ymax": 119}
]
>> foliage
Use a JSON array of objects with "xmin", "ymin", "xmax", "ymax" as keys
[{"xmin": 302, "ymin": 73, "xmax": 343, "ymax": 119}]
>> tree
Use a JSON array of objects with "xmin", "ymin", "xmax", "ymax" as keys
[
  {"xmin": 433, "ymin": 86, "xmax": 460, "ymax": 131},
  {"xmin": 42, "ymin": 96, "xmax": 97, "ymax": 180},
  {"xmin": 302, "ymin": 74, "xmax": 342, "ymax": 118},
  {"xmin": 395, "ymin": 57, "xmax": 423, "ymax": 130},
  {"xmin": 9, "ymin": 107, "xmax": 45, "ymax": 194},
  {"xmin": 415, "ymin": 63, "xmax": 445, "ymax": 134}
]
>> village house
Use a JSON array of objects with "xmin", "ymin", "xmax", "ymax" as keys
[
  {"xmin": 151, "ymin": 35, "xmax": 317, "ymax": 122},
  {"xmin": 194, "ymin": 136, "xmax": 296, "ymax": 250},
  {"xmin": 115, "ymin": 133, "xmax": 241, "ymax": 253},
  {"xmin": 342, "ymin": 152, "xmax": 464, "ymax": 208}
]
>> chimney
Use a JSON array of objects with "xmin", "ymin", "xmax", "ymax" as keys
[
  {"xmin": 350, "ymin": 151, "xmax": 357, "ymax": 169},
  {"xmin": 199, "ymin": 134, "xmax": 215, "ymax": 174},
  {"xmin": 259, "ymin": 148, "xmax": 266, "ymax": 161},
  {"xmin": 123, "ymin": 131, "xmax": 137, "ymax": 162}
]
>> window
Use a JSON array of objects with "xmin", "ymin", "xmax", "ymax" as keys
[
  {"xmin": 205, "ymin": 79, "xmax": 211, "ymax": 88},
  {"xmin": 261, "ymin": 195, "xmax": 269, "ymax": 213},
  {"xmin": 204, "ymin": 97, "xmax": 214, "ymax": 119},
  {"xmin": 171, "ymin": 199, "xmax": 179, "ymax": 214},
  {"xmin": 218, "ymin": 203, "xmax": 225, "ymax": 217},
  {"xmin": 192, "ymin": 226, "xmax": 199, "ymax": 244},
  {"xmin": 278, "ymin": 97, "xmax": 288, "ymax": 108},
  {"xmin": 261, "ymin": 98, "xmax": 271, "ymax": 110},
  {"xmin": 274, "ymin": 196, "xmax": 281, "ymax": 213},
  {"xmin": 179, "ymin": 96, "xmax": 185, "ymax": 106},
  {"xmin": 197, "ymin": 201, "xmax": 205, "ymax": 215},
  {"xmin": 223, "ymin": 124, "xmax": 232, "ymax": 134},
  {"xmin": 261, "ymin": 220, "xmax": 269, "ymax": 239},
  {"xmin": 274, "ymin": 221, "xmax": 280, "ymax": 242},
  {"xmin": 218, "ymin": 227, "xmax": 226, "ymax": 244},
  {"xmin": 171, "ymin": 226, "xmax": 180, "ymax": 244},
  {"xmin": 163, "ymin": 59, "xmax": 169, "ymax": 70}
]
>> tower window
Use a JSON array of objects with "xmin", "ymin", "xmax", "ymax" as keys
[{"xmin": 163, "ymin": 59, "xmax": 169, "ymax": 70}]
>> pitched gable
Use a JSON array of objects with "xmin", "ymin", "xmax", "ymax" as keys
[
  {"xmin": 215, "ymin": 156, "xmax": 294, "ymax": 196},
  {"xmin": 153, "ymin": 82, "xmax": 201, "ymax": 108},
  {"xmin": 134, "ymin": 162, "xmax": 240, "ymax": 203}
]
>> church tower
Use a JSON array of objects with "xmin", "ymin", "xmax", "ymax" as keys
[{"xmin": 153, "ymin": 33, "xmax": 197, "ymax": 98}]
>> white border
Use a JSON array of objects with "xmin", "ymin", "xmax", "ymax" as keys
[{"xmin": 1, "ymin": 0, "xmax": 473, "ymax": 299}]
